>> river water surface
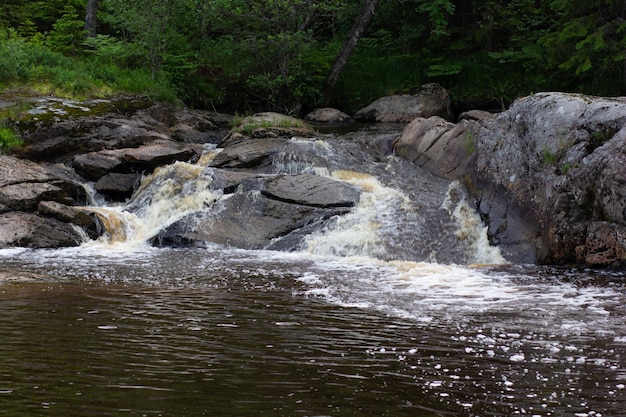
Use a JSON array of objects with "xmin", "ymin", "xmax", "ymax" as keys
[{"xmin": 1, "ymin": 126, "xmax": 625, "ymax": 416}]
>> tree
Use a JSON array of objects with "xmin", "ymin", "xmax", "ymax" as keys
[
  {"xmin": 85, "ymin": 0, "xmax": 99, "ymax": 37},
  {"xmin": 322, "ymin": 0, "xmax": 380, "ymax": 103}
]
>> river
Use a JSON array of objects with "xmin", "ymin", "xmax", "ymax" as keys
[{"xmin": 0, "ymin": 125, "xmax": 625, "ymax": 416}]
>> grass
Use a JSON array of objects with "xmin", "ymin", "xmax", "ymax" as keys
[{"xmin": 0, "ymin": 125, "xmax": 23, "ymax": 152}]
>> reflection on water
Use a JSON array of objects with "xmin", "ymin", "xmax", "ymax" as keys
[{"xmin": 0, "ymin": 248, "xmax": 625, "ymax": 417}]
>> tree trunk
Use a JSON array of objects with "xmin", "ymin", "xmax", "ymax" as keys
[
  {"xmin": 322, "ymin": 0, "xmax": 381, "ymax": 104},
  {"xmin": 84, "ymin": 0, "xmax": 99, "ymax": 37}
]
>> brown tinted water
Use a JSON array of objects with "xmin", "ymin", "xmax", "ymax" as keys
[{"xmin": 0, "ymin": 248, "xmax": 625, "ymax": 417}]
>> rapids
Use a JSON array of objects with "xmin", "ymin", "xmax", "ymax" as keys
[{"xmin": 0, "ymin": 125, "xmax": 625, "ymax": 416}]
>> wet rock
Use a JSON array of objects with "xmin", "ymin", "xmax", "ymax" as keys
[
  {"xmin": 154, "ymin": 172, "xmax": 360, "ymax": 249},
  {"xmin": 95, "ymin": 173, "xmax": 142, "ymax": 201},
  {"xmin": 73, "ymin": 141, "xmax": 200, "ymax": 181},
  {"xmin": 0, "ymin": 155, "xmax": 87, "ymax": 211},
  {"xmin": 210, "ymin": 137, "xmax": 288, "ymax": 169},
  {"xmin": 394, "ymin": 92, "xmax": 626, "ymax": 267},
  {"xmin": 305, "ymin": 108, "xmax": 352, "ymax": 123},
  {"xmin": 73, "ymin": 150, "xmax": 126, "ymax": 180},
  {"xmin": 38, "ymin": 201, "xmax": 103, "ymax": 239},
  {"xmin": 262, "ymin": 173, "xmax": 360, "ymax": 208},
  {"xmin": 354, "ymin": 83, "xmax": 453, "ymax": 123},
  {"xmin": 577, "ymin": 222, "xmax": 626, "ymax": 266},
  {"xmin": 0, "ymin": 211, "xmax": 83, "ymax": 248},
  {"xmin": 123, "ymin": 141, "xmax": 199, "ymax": 169}
]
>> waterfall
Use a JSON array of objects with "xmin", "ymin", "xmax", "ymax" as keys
[{"xmin": 81, "ymin": 129, "xmax": 505, "ymax": 265}]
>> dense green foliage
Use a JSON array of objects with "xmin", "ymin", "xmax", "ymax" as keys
[{"xmin": 1, "ymin": 0, "xmax": 625, "ymax": 115}]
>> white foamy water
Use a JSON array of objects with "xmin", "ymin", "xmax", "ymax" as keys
[
  {"xmin": 303, "ymin": 170, "xmax": 407, "ymax": 259},
  {"xmin": 85, "ymin": 161, "xmax": 222, "ymax": 248}
]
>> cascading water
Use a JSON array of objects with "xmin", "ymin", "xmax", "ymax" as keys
[
  {"xmin": 84, "ymin": 129, "xmax": 503, "ymax": 265},
  {"xmin": 1, "ymin": 125, "xmax": 625, "ymax": 417}
]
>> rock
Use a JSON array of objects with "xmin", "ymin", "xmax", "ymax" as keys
[
  {"xmin": 95, "ymin": 173, "xmax": 142, "ymax": 201},
  {"xmin": 394, "ymin": 117, "xmax": 475, "ymax": 179},
  {"xmin": 154, "ymin": 172, "xmax": 360, "ymax": 249},
  {"xmin": 393, "ymin": 92, "xmax": 626, "ymax": 266},
  {"xmin": 0, "ymin": 211, "xmax": 84, "ymax": 248},
  {"xmin": 305, "ymin": 108, "xmax": 352, "ymax": 123},
  {"xmin": 123, "ymin": 141, "xmax": 199, "ymax": 169},
  {"xmin": 458, "ymin": 110, "xmax": 494, "ymax": 122},
  {"xmin": 38, "ymin": 201, "xmax": 103, "ymax": 239},
  {"xmin": 353, "ymin": 83, "xmax": 453, "ymax": 123},
  {"xmin": 17, "ymin": 117, "xmax": 170, "ymax": 162},
  {"xmin": 262, "ymin": 173, "xmax": 360, "ymax": 208},
  {"xmin": 210, "ymin": 137, "xmax": 288, "ymax": 169},
  {"xmin": 73, "ymin": 150, "xmax": 126, "ymax": 180},
  {"xmin": 12, "ymin": 101, "xmax": 228, "ymax": 163},
  {"xmin": 171, "ymin": 123, "xmax": 223, "ymax": 144},
  {"xmin": 220, "ymin": 112, "xmax": 315, "ymax": 147},
  {"xmin": 0, "ymin": 155, "xmax": 87, "ymax": 211},
  {"xmin": 73, "ymin": 141, "xmax": 200, "ymax": 181}
]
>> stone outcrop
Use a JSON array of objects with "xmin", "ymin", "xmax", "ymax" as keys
[
  {"xmin": 395, "ymin": 92, "xmax": 626, "ymax": 267},
  {"xmin": 73, "ymin": 141, "xmax": 201, "ymax": 181},
  {"xmin": 353, "ymin": 83, "xmax": 453, "ymax": 123},
  {"xmin": 11, "ymin": 100, "xmax": 230, "ymax": 163}
]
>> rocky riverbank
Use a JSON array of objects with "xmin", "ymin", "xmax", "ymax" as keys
[
  {"xmin": 395, "ymin": 92, "xmax": 626, "ymax": 267},
  {"xmin": 2, "ymin": 88, "xmax": 626, "ymax": 268}
]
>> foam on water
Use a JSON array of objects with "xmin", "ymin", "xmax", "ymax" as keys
[{"xmin": 86, "ymin": 161, "xmax": 222, "ymax": 249}]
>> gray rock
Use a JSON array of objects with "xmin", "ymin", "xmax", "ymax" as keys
[
  {"xmin": 38, "ymin": 200, "xmax": 103, "ymax": 239},
  {"xmin": 354, "ymin": 83, "xmax": 453, "ymax": 123},
  {"xmin": 394, "ymin": 92, "xmax": 626, "ymax": 266},
  {"xmin": 210, "ymin": 137, "xmax": 288, "ymax": 169},
  {"xmin": 73, "ymin": 141, "xmax": 200, "ymax": 181},
  {"xmin": 0, "ymin": 211, "xmax": 83, "ymax": 248},
  {"xmin": 262, "ymin": 173, "xmax": 360, "ymax": 208},
  {"xmin": 95, "ymin": 173, "xmax": 142, "ymax": 200},
  {"xmin": 154, "ymin": 172, "xmax": 360, "ymax": 249},
  {"xmin": 73, "ymin": 149, "xmax": 126, "ymax": 180},
  {"xmin": 305, "ymin": 108, "xmax": 352, "ymax": 123},
  {"xmin": 457, "ymin": 110, "xmax": 494, "ymax": 122},
  {"xmin": 0, "ymin": 155, "xmax": 87, "ymax": 211}
]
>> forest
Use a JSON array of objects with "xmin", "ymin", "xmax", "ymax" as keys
[{"xmin": 1, "ymin": 0, "xmax": 625, "ymax": 116}]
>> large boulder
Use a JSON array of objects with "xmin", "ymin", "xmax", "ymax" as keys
[
  {"xmin": 353, "ymin": 83, "xmax": 453, "ymax": 123},
  {"xmin": 394, "ymin": 92, "xmax": 626, "ymax": 267},
  {"xmin": 0, "ymin": 155, "xmax": 102, "ymax": 246},
  {"xmin": 154, "ymin": 172, "xmax": 360, "ymax": 249},
  {"xmin": 0, "ymin": 211, "xmax": 84, "ymax": 248},
  {"xmin": 305, "ymin": 108, "xmax": 352, "ymax": 123},
  {"xmin": 0, "ymin": 155, "xmax": 88, "ymax": 211}
]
